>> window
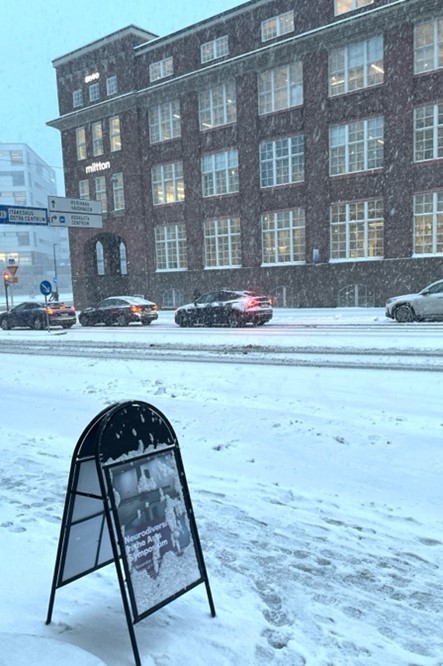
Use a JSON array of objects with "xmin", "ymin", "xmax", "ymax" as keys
[
  {"xmin": 414, "ymin": 103, "xmax": 443, "ymax": 162},
  {"xmin": 76, "ymin": 127, "xmax": 87, "ymax": 160},
  {"xmin": 73, "ymin": 89, "xmax": 83, "ymax": 108},
  {"xmin": 155, "ymin": 224, "xmax": 188, "ymax": 270},
  {"xmin": 79, "ymin": 180, "xmax": 90, "ymax": 199},
  {"xmin": 414, "ymin": 191, "xmax": 443, "ymax": 254},
  {"xmin": 110, "ymin": 116, "xmax": 121, "ymax": 152},
  {"xmin": 262, "ymin": 209, "xmax": 306, "ymax": 264},
  {"xmin": 260, "ymin": 135, "xmax": 304, "ymax": 187},
  {"xmin": 95, "ymin": 176, "xmax": 107, "ymax": 213},
  {"xmin": 261, "ymin": 11, "xmax": 294, "ymax": 42},
  {"xmin": 149, "ymin": 57, "xmax": 173, "ymax": 82},
  {"xmin": 152, "ymin": 162, "xmax": 184, "ymax": 205},
  {"xmin": 9, "ymin": 150, "xmax": 23, "ymax": 163},
  {"xmin": 330, "ymin": 199, "xmax": 384, "ymax": 260},
  {"xmin": 329, "ymin": 35, "xmax": 383, "ymax": 96},
  {"xmin": 149, "ymin": 100, "xmax": 181, "ymax": 143},
  {"xmin": 204, "ymin": 217, "xmax": 241, "ymax": 268},
  {"xmin": 201, "ymin": 35, "xmax": 229, "ymax": 63},
  {"xmin": 106, "ymin": 75, "xmax": 118, "ymax": 96},
  {"xmin": 201, "ymin": 149, "xmax": 239, "ymax": 197},
  {"xmin": 415, "ymin": 17, "xmax": 443, "ymax": 74},
  {"xmin": 258, "ymin": 62, "xmax": 303, "ymax": 115},
  {"xmin": 89, "ymin": 82, "xmax": 100, "ymax": 102},
  {"xmin": 14, "ymin": 192, "xmax": 26, "ymax": 206},
  {"xmin": 119, "ymin": 241, "xmax": 128, "ymax": 274},
  {"xmin": 92, "ymin": 121, "xmax": 104, "ymax": 157},
  {"xmin": 96, "ymin": 240, "xmax": 105, "ymax": 275},
  {"xmin": 334, "ymin": 0, "xmax": 373, "ymax": 15},
  {"xmin": 112, "ymin": 172, "xmax": 125, "ymax": 211},
  {"xmin": 199, "ymin": 81, "xmax": 236, "ymax": 130},
  {"xmin": 329, "ymin": 116, "xmax": 384, "ymax": 175}
]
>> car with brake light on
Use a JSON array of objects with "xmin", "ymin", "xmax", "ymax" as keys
[
  {"xmin": 174, "ymin": 289, "xmax": 273, "ymax": 327},
  {"xmin": 385, "ymin": 278, "xmax": 443, "ymax": 322},
  {"xmin": 78, "ymin": 296, "xmax": 158, "ymax": 327},
  {"xmin": 0, "ymin": 301, "xmax": 77, "ymax": 330}
]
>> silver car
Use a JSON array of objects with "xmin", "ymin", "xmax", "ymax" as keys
[{"xmin": 385, "ymin": 279, "xmax": 443, "ymax": 322}]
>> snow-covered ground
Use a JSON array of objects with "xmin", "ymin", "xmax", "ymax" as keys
[{"xmin": 0, "ymin": 308, "xmax": 442, "ymax": 666}]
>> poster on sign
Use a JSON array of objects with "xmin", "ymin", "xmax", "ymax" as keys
[{"xmin": 107, "ymin": 449, "xmax": 201, "ymax": 619}]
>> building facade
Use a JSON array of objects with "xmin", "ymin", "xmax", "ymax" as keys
[
  {"xmin": 48, "ymin": 0, "xmax": 443, "ymax": 309},
  {"xmin": 0, "ymin": 142, "xmax": 72, "ymax": 297}
]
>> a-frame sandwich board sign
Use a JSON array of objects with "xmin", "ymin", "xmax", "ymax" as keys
[{"xmin": 46, "ymin": 400, "xmax": 215, "ymax": 666}]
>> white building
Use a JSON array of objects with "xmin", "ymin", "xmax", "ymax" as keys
[{"xmin": 0, "ymin": 142, "xmax": 71, "ymax": 297}]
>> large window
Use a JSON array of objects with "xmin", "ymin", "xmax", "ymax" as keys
[
  {"xmin": 202, "ymin": 149, "xmax": 239, "ymax": 197},
  {"xmin": 112, "ymin": 172, "xmax": 125, "ymax": 211},
  {"xmin": 149, "ymin": 57, "xmax": 173, "ymax": 82},
  {"xmin": 261, "ymin": 11, "xmax": 294, "ymax": 42},
  {"xmin": 76, "ymin": 127, "xmax": 87, "ymax": 160},
  {"xmin": 95, "ymin": 176, "xmax": 107, "ymax": 213},
  {"xmin": 335, "ymin": 0, "xmax": 373, "ymax": 15},
  {"xmin": 89, "ymin": 83, "xmax": 100, "ymax": 102},
  {"xmin": 414, "ymin": 103, "xmax": 443, "ymax": 162},
  {"xmin": 204, "ymin": 217, "xmax": 241, "ymax": 268},
  {"xmin": 149, "ymin": 100, "xmax": 181, "ymax": 143},
  {"xmin": 201, "ymin": 35, "xmax": 229, "ymax": 63},
  {"xmin": 92, "ymin": 121, "xmax": 103, "ymax": 157},
  {"xmin": 106, "ymin": 75, "xmax": 118, "ymax": 96},
  {"xmin": 330, "ymin": 199, "xmax": 384, "ymax": 260},
  {"xmin": 262, "ymin": 209, "xmax": 306, "ymax": 264},
  {"xmin": 152, "ymin": 162, "xmax": 184, "ymax": 205},
  {"xmin": 329, "ymin": 35, "xmax": 383, "ymax": 96},
  {"xmin": 96, "ymin": 240, "xmax": 105, "ymax": 275},
  {"xmin": 119, "ymin": 241, "xmax": 128, "ymax": 275},
  {"xmin": 414, "ymin": 191, "xmax": 443, "ymax": 255},
  {"xmin": 73, "ymin": 89, "xmax": 83, "ymax": 108},
  {"xmin": 79, "ymin": 180, "xmax": 90, "ymax": 199},
  {"xmin": 260, "ymin": 136, "xmax": 304, "ymax": 187},
  {"xmin": 110, "ymin": 116, "xmax": 121, "ymax": 152},
  {"xmin": 329, "ymin": 117, "xmax": 384, "ymax": 175},
  {"xmin": 199, "ymin": 81, "xmax": 236, "ymax": 130},
  {"xmin": 258, "ymin": 62, "xmax": 303, "ymax": 115},
  {"xmin": 155, "ymin": 224, "xmax": 188, "ymax": 270},
  {"xmin": 414, "ymin": 17, "xmax": 443, "ymax": 74}
]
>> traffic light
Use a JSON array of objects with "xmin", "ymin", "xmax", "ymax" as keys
[{"xmin": 3, "ymin": 271, "xmax": 11, "ymax": 287}]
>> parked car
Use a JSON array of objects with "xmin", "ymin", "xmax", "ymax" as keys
[
  {"xmin": 385, "ymin": 279, "xmax": 443, "ymax": 322},
  {"xmin": 174, "ymin": 289, "xmax": 273, "ymax": 327},
  {"xmin": 0, "ymin": 301, "xmax": 76, "ymax": 330},
  {"xmin": 78, "ymin": 296, "xmax": 158, "ymax": 326}
]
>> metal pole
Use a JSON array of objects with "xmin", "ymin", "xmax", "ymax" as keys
[{"xmin": 53, "ymin": 244, "xmax": 59, "ymax": 300}]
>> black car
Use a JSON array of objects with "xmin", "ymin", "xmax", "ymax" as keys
[
  {"xmin": 174, "ymin": 289, "xmax": 273, "ymax": 327},
  {"xmin": 0, "ymin": 301, "xmax": 77, "ymax": 330},
  {"xmin": 78, "ymin": 296, "xmax": 158, "ymax": 327}
]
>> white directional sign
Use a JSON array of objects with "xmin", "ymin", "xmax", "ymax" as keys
[
  {"xmin": 47, "ymin": 196, "xmax": 103, "ymax": 228},
  {"xmin": 49, "ymin": 212, "xmax": 104, "ymax": 228}
]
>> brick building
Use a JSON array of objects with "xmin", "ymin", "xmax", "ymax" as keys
[{"xmin": 48, "ymin": 0, "xmax": 443, "ymax": 309}]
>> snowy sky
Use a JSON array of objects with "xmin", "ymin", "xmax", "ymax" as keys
[
  {"xmin": 0, "ymin": 0, "xmax": 248, "ymax": 192},
  {"xmin": 0, "ymin": 307, "xmax": 442, "ymax": 665}
]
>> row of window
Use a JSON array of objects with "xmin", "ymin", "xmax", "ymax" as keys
[
  {"xmin": 78, "ymin": 103, "xmax": 442, "ymax": 210},
  {"xmin": 122, "ymin": 190, "xmax": 441, "ymax": 274},
  {"xmin": 73, "ymin": 75, "xmax": 117, "ymax": 109},
  {"xmin": 76, "ymin": 116, "xmax": 121, "ymax": 159}
]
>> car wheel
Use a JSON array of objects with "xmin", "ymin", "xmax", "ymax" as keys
[
  {"xmin": 62, "ymin": 324, "xmax": 74, "ymax": 329},
  {"xmin": 394, "ymin": 304, "xmax": 415, "ymax": 323},
  {"xmin": 141, "ymin": 320, "xmax": 152, "ymax": 326},
  {"xmin": 176, "ymin": 312, "xmax": 188, "ymax": 327},
  {"xmin": 117, "ymin": 314, "xmax": 128, "ymax": 326},
  {"xmin": 33, "ymin": 317, "xmax": 44, "ymax": 331},
  {"xmin": 228, "ymin": 311, "xmax": 242, "ymax": 328},
  {"xmin": 79, "ymin": 315, "xmax": 89, "ymax": 326},
  {"xmin": 1, "ymin": 318, "xmax": 11, "ymax": 330}
]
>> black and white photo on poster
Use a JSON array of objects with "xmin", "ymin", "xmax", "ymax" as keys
[{"xmin": 108, "ymin": 449, "xmax": 201, "ymax": 615}]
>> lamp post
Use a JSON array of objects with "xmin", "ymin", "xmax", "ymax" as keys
[{"xmin": 52, "ymin": 243, "xmax": 59, "ymax": 301}]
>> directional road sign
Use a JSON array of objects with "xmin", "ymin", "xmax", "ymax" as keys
[
  {"xmin": 47, "ymin": 196, "xmax": 103, "ymax": 228},
  {"xmin": 0, "ymin": 204, "xmax": 48, "ymax": 225}
]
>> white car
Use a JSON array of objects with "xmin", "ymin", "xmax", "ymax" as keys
[{"xmin": 385, "ymin": 279, "xmax": 443, "ymax": 322}]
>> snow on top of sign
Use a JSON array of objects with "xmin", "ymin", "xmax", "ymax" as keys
[{"xmin": 103, "ymin": 440, "xmax": 172, "ymax": 465}]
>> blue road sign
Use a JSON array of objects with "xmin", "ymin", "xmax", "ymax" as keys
[
  {"xmin": 40, "ymin": 280, "xmax": 52, "ymax": 296},
  {"xmin": 0, "ymin": 204, "xmax": 48, "ymax": 225}
]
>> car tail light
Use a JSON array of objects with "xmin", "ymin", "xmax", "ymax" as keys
[
  {"xmin": 129, "ymin": 305, "xmax": 142, "ymax": 312},
  {"xmin": 46, "ymin": 307, "xmax": 54, "ymax": 315},
  {"xmin": 245, "ymin": 297, "xmax": 258, "ymax": 309}
]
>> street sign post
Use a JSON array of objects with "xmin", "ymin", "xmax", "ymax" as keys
[
  {"xmin": 48, "ymin": 196, "xmax": 103, "ymax": 228},
  {"xmin": 0, "ymin": 204, "xmax": 48, "ymax": 226}
]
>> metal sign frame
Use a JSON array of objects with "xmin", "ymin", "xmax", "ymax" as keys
[{"xmin": 46, "ymin": 401, "xmax": 215, "ymax": 666}]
